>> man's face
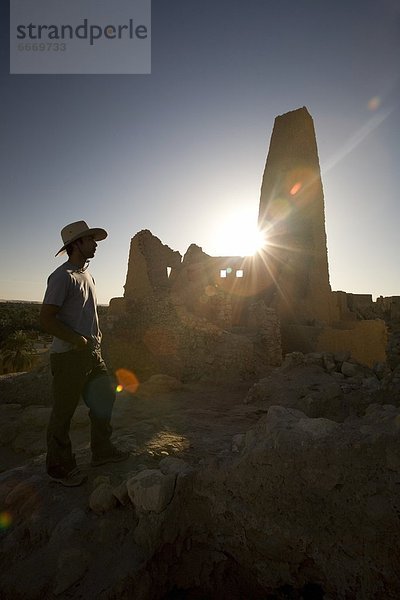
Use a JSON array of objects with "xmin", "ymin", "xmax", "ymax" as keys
[{"xmin": 76, "ymin": 235, "xmax": 97, "ymax": 259}]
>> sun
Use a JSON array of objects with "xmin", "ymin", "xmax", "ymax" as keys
[{"xmin": 212, "ymin": 209, "xmax": 267, "ymax": 256}]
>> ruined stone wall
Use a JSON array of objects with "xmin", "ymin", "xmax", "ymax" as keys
[
  {"xmin": 330, "ymin": 291, "xmax": 400, "ymax": 368},
  {"xmin": 124, "ymin": 230, "xmax": 182, "ymax": 300},
  {"xmin": 108, "ymin": 231, "xmax": 284, "ymax": 380},
  {"xmin": 169, "ymin": 245, "xmax": 268, "ymax": 329},
  {"xmin": 316, "ymin": 319, "xmax": 387, "ymax": 367},
  {"xmin": 247, "ymin": 300, "xmax": 282, "ymax": 366},
  {"xmin": 168, "ymin": 244, "xmax": 216, "ymax": 317},
  {"xmin": 171, "ymin": 246, "xmax": 260, "ymax": 324},
  {"xmin": 206, "ymin": 291, "xmax": 233, "ymax": 329},
  {"xmin": 104, "ymin": 296, "xmax": 274, "ymax": 382},
  {"xmin": 377, "ymin": 296, "xmax": 400, "ymax": 320},
  {"xmin": 344, "ymin": 293, "xmax": 400, "ymax": 322},
  {"xmin": 109, "ymin": 108, "xmax": 391, "ymax": 372},
  {"xmin": 280, "ymin": 320, "xmax": 387, "ymax": 368},
  {"xmin": 331, "ymin": 291, "xmax": 357, "ymax": 322}
]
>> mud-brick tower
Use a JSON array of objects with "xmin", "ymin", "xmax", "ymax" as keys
[{"xmin": 257, "ymin": 106, "xmax": 336, "ymax": 325}]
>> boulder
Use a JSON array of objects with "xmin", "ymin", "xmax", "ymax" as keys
[
  {"xmin": 89, "ymin": 483, "xmax": 117, "ymax": 514},
  {"xmin": 138, "ymin": 374, "xmax": 183, "ymax": 396},
  {"xmin": 333, "ymin": 350, "xmax": 351, "ymax": 363},
  {"xmin": 112, "ymin": 480, "xmax": 130, "ymax": 506},
  {"xmin": 92, "ymin": 475, "xmax": 111, "ymax": 489},
  {"xmin": 341, "ymin": 361, "xmax": 365, "ymax": 378},
  {"xmin": 323, "ymin": 352, "xmax": 336, "ymax": 372},
  {"xmin": 126, "ymin": 469, "xmax": 176, "ymax": 513},
  {"xmin": 244, "ymin": 366, "xmax": 346, "ymax": 421},
  {"xmin": 159, "ymin": 456, "xmax": 192, "ymax": 476}
]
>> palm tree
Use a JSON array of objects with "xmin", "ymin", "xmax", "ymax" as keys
[{"xmin": 1, "ymin": 330, "xmax": 36, "ymax": 373}]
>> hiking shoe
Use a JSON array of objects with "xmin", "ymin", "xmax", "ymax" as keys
[
  {"xmin": 49, "ymin": 467, "xmax": 87, "ymax": 487},
  {"xmin": 91, "ymin": 448, "xmax": 130, "ymax": 467}
]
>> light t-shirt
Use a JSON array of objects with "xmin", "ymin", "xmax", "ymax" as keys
[{"xmin": 43, "ymin": 260, "xmax": 102, "ymax": 353}]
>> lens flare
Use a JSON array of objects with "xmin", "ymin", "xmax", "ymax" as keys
[
  {"xmin": 367, "ymin": 96, "xmax": 380, "ymax": 111},
  {"xmin": 115, "ymin": 368, "xmax": 139, "ymax": 394},
  {"xmin": 290, "ymin": 182, "xmax": 302, "ymax": 196},
  {"xmin": 0, "ymin": 511, "xmax": 12, "ymax": 530}
]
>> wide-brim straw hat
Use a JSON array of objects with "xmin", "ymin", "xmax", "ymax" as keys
[{"xmin": 56, "ymin": 220, "xmax": 108, "ymax": 256}]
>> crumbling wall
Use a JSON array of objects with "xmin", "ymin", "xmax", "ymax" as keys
[
  {"xmin": 170, "ymin": 245, "xmax": 262, "ymax": 327},
  {"xmin": 108, "ymin": 108, "xmax": 390, "ymax": 372},
  {"xmin": 104, "ymin": 296, "xmax": 263, "ymax": 382},
  {"xmin": 315, "ymin": 319, "xmax": 387, "ymax": 367},
  {"xmin": 378, "ymin": 296, "xmax": 400, "ymax": 320},
  {"xmin": 124, "ymin": 229, "xmax": 182, "ymax": 300},
  {"xmin": 334, "ymin": 291, "xmax": 400, "ymax": 323},
  {"xmin": 280, "ymin": 320, "xmax": 387, "ymax": 368},
  {"xmin": 247, "ymin": 300, "xmax": 282, "ymax": 366},
  {"xmin": 107, "ymin": 230, "xmax": 283, "ymax": 379},
  {"xmin": 331, "ymin": 291, "xmax": 400, "ymax": 368}
]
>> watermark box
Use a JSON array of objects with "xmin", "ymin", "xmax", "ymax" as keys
[{"xmin": 10, "ymin": 0, "xmax": 151, "ymax": 74}]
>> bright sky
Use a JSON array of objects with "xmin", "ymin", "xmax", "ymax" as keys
[{"xmin": 1, "ymin": 0, "xmax": 399, "ymax": 304}]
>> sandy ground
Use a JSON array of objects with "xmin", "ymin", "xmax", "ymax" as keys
[{"xmin": 1, "ymin": 379, "xmax": 265, "ymax": 480}]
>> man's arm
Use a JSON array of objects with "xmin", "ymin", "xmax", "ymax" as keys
[{"xmin": 40, "ymin": 304, "xmax": 88, "ymax": 349}]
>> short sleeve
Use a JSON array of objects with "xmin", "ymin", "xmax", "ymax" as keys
[{"xmin": 43, "ymin": 269, "xmax": 70, "ymax": 307}]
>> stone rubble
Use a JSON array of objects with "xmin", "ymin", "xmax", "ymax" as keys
[
  {"xmin": 126, "ymin": 468, "xmax": 176, "ymax": 514},
  {"xmin": 89, "ymin": 482, "xmax": 118, "ymax": 515},
  {"xmin": 1, "ymin": 353, "xmax": 400, "ymax": 598}
]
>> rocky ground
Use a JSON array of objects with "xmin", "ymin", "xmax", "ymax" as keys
[{"xmin": 1, "ymin": 353, "xmax": 400, "ymax": 599}]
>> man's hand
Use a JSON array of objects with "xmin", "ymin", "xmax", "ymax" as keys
[{"xmin": 40, "ymin": 304, "xmax": 89, "ymax": 348}]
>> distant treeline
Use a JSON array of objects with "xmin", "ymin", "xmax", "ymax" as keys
[
  {"xmin": 0, "ymin": 303, "xmax": 42, "ymax": 344},
  {"xmin": 0, "ymin": 301, "xmax": 109, "ymax": 344}
]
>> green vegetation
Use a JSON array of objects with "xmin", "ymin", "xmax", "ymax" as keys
[
  {"xmin": 0, "ymin": 301, "xmax": 109, "ymax": 374},
  {"xmin": 0, "ymin": 302, "xmax": 41, "ymax": 373},
  {"xmin": 0, "ymin": 302, "xmax": 41, "ymax": 345},
  {"xmin": 0, "ymin": 329, "xmax": 37, "ymax": 373}
]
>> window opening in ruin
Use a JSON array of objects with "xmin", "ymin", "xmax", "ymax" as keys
[
  {"xmin": 236, "ymin": 270, "xmax": 244, "ymax": 278},
  {"xmin": 166, "ymin": 266, "xmax": 172, "ymax": 278},
  {"xmin": 220, "ymin": 269, "xmax": 227, "ymax": 278}
]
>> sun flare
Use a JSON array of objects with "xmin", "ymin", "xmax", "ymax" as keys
[{"xmin": 212, "ymin": 209, "xmax": 267, "ymax": 256}]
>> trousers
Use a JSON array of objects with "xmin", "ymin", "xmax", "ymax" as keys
[{"xmin": 46, "ymin": 346, "xmax": 115, "ymax": 477}]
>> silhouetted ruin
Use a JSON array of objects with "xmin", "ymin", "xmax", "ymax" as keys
[{"xmin": 107, "ymin": 107, "xmax": 389, "ymax": 379}]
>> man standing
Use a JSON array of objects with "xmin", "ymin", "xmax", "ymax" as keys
[{"xmin": 41, "ymin": 221, "xmax": 129, "ymax": 486}]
